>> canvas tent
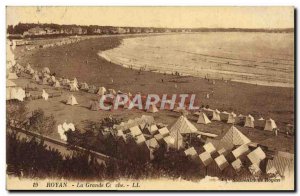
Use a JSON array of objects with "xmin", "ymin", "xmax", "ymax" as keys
[
  {"xmin": 6, "ymin": 87, "xmax": 25, "ymax": 101},
  {"xmin": 227, "ymin": 112, "xmax": 237, "ymax": 124},
  {"xmin": 42, "ymin": 89, "xmax": 49, "ymax": 101},
  {"xmin": 41, "ymin": 77, "xmax": 49, "ymax": 85},
  {"xmin": 170, "ymin": 115, "xmax": 198, "ymax": 134},
  {"xmin": 247, "ymin": 147, "xmax": 266, "ymax": 166},
  {"xmin": 244, "ymin": 114, "xmax": 255, "ymax": 128},
  {"xmin": 90, "ymin": 101, "xmax": 100, "ymax": 111},
  {"xmin": 61, "ymin": 79, "xmax": 71, "ymax": 86},
  {"xmin": 7, "ymin": 80, "xmax": 16, "ymax": 87},
  {"xmin": 80, "ymin": 83, "xmax": 89, "ymax": 91},
  {"xmin": 66, "ymin": 95, "xmax": 78, "ymax": 105},
  {"xmin": 7, "ymin": 72, "xmax": 18, "ymax": 80},
  {"xmin": 42, "ymin": 67, "xmax": 50, "ymax": 74},
  {"xmin": 212, "ymin": 109, "xmax": 221, "ymax": 121},
  {"xmin": 264, "ymin": 118, "xmax": 277, "ymax": 131},
  {"xmin": 88, "ymin": 85, "xmax": 97, "ymax": 93},
  {"xmin": 108, "ymin": 89, "xmax": 116, "ymax": 95},
  {"xmin": 53, "ymin": 81, "xmax": 61, "ymax": 88},
  {"xmin": 147, "ymin": 103, "xmax": 159, "ymax": 113},
  {"xmin": 32, "ymin": 74, "xmax": 40, "ymax": 82},
  {"xmin": 197, "ymin": 112, "xmax": 211, "ymax": 124},
  {"xmin": 207, "ymin": 126, "xmax": 251, "ymax": 151},
  {"xmin": 97, "ymin": 87, "xmax": 107, "ymax": 96},
  {"xmin": 69, "ymin": 82, "xmax": 79, "ymax": 91}
]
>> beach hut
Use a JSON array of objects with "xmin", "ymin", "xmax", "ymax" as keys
[
  {"xmin": 197, "ymin": 112, "xmax": 211, "ymax": 124},
  {"xmin": 42, "ymin": 89, "xmax": 49, "ymax": 101},
  {"xmin": 227, "ymin": 112, "xmax": 237, "ymax": 124},
  {"xmin": 147, "ymin": 103, "xmax": 159, "ymax": 113},
  {"xmin": 97, "ymin": 87, "xmax": 107, "ymax": 96},
  {"xmin": 244, "ymin": 114, "xmax": 255, "ymax": 128},
  {"xmin": 264, "ymin": 118, "xmax": 277, "ymax": 131},
  {"xmin": 66, "ymin": 95, "xmax": 78, "ymax": 106},
  {"xmin": 170, "ymin": 115, "xmax": 198, "ymax": 135},
  {"xmin": 212, "ymin": 109, "xmax": 221, "ymax": 121}
]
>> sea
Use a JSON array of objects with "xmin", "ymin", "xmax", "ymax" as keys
[{"xmin": 99, "ymin": 32, "xmax": 294, "ymax": 88}]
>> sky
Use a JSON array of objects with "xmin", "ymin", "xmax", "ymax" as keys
[{"xmin": 6, "ymin": 6, "xmax": 294, "ymax": 28}]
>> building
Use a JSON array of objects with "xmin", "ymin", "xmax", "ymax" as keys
[{"xmin": 24, "ymin": 27, "xmax": 47, "ymax": 36}]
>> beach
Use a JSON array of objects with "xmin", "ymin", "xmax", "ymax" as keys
[
  {"xmin": 100, "ymin": 33, "xmax": 294, "ymax": 87},
  {"xmin": 15, "ymin": 33, "xmax": 294, "ymax": 153}
]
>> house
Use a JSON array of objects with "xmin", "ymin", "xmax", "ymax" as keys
[{"xmin": 25, "ymin": 27, "xmax": 46, "ymax": 36}]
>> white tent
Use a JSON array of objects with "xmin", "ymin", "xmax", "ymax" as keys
[
  {"xmin": 108, "ymin": 89, "xmax": 116, "ymax": 95},
  {"xmin": 66, "ymin": 95, "xmax": 78, "ymax": 105},
  {"xmin": 61, "ymin": 78, "xmax": 71, "ymax": 86},
  {"xmin": 53, "ymin": 80, "xmax": 61, "ymax": 88},
  {"xmin": 244, "ymin": 114, "xmax": 255, "ymax": 128},
  {"xmin": 42, "ymin": 89, "xmax": 49, "ymax": 101},
  {"xmin": 227, "ymin": 112, "xmax": 237, "ymax": 124},
  {"xmin": 170, "ymin": 115, "xmax": 198, "ymax": 135},
  {"xmin": 147, "ymin": 103, "xmax": 159, "ymax": 113},
  {"xmin": 80, "ymin": 83, "xmax": 89, "ymax": 91},
  {"xmin": 7, "ymin": 80, "xmax": 16, "ymax": 87},
  {"xmin": 69, "ymin": 82, "xmax": 79, "ymax": 91},
  {"xmin": 7, "ymin": 72, "xmax": 18, "ymax": 80},
  {"xmin": 197, "ymin": 112, "xmax": 211, "ymax": 124},
  {"xmin": 6, "ymin": 87, "xmax": 25, "ymax": 101},
  {"xmin": 42, "ymin": 67, "xmax": 50, "ymax": 74},
  {"xmin": 32, "ymin": 74, "xmax": 40, "ymax": 82},
  {"xmin": 212, "ymin": 109, "xmax": 221, "ymax": 121},
  {"xmin": 41, "ymin": 77, "xmax": 49, "ymax": 85},
  {"xmin": 218, "ymin": 126, "xmax": 251, "ymax": 150},
  {"xmin": 88, "ymin": 85, "xmax": 97, "ymax": 93},
  {"xmin": 264, "ymin": 118, "xmax": 277, "ymax": 131},
  {"xmin": 97, "ymin": 87, "xmax": 107, "ymax": 96}
]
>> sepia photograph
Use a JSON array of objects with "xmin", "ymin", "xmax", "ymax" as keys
[{"xmin": 5, "ymin": 6, "xmax": 295, "ymax": 191}]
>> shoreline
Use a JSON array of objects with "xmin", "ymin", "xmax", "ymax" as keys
[
  {"xmin": 98, "ymin": 34, "xmax": 294, "ymax": 89},
  {"xmin": 16, "ymin": 34, "xmax": 294, "ymax": 126}
]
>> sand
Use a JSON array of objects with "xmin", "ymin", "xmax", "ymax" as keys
[{"xmin": 14, "ymin": 34, "xmax": 294, "ymax": 153}]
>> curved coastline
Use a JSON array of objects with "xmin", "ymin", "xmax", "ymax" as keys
[{"xmin": 99, "ymin": 33, "xmax": 294, "ymax": 88}]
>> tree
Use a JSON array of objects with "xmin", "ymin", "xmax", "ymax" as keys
[
  {"xmin": 28, "ymin": 109, "xmax": 56, "ymax": 135},
  {"xmin": 6, "ymin": 100, "xmax": 28, "ymax": 126}
]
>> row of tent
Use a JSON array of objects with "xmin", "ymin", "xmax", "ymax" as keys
[
  {"xmin": 184, "ymin": 126, "xmax": 293, "ymax": 178},
  {"xmin": 196, "ymin": 109, "xmax": 278, "ymax": 132},
  {"xmin": 111, "ymin": 114, "xmax": 293, "ymax": 178}
]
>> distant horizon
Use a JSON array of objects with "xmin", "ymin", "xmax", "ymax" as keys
[
  {"xmin": 7, "ymin": 7, "xmax": 294, "ymax": 29},
  {"xmin": 7, "ymin": 22, "xmax": 295, "ymax": 30}
]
